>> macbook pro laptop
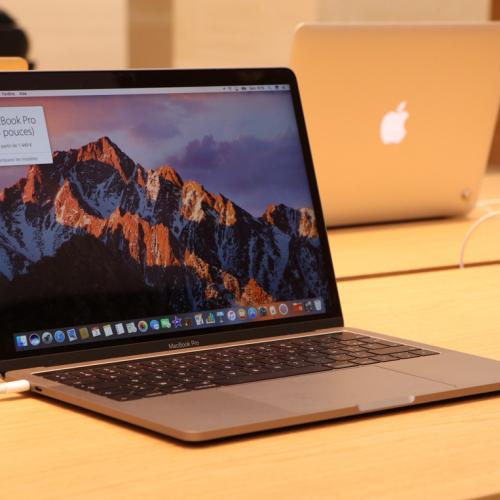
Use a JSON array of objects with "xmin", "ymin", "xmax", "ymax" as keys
[
  {"xmin": 1, "ymin": 68, "xmax": 499, "ymax": 442},
  {"xmin": 291, "ymin": 23, "xmax": 500, "ymax": 227}
]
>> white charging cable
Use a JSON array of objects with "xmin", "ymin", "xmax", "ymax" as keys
[
  {"xmin": 475, "ymin": 198, "xmax": 500, "ymax": 212},
  {"xmin": 0, "ymin": 379, "xmax": 31, "ymax": 394},
  {"xmin": 458, "ymin": 209, "xmax": 500, "ymax": 269}
]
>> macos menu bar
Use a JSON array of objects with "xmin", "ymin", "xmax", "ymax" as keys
[{"xmin": 0, "ymin": 85, "xmax": 290, "ymax": 98}]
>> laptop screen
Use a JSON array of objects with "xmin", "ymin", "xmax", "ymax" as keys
[{"xmin": 0, "ymin": 72, "xmax": 339, "ymax": 360}]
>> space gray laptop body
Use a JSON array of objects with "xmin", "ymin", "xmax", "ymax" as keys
[{"xmin": 1, "ymin": 68, "xmax": 499, "ymax": 441}]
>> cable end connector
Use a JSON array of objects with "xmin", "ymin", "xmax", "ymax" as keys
[{"xmin": 0, "ymin": 379, "xmax": 31, "ymax": 394}]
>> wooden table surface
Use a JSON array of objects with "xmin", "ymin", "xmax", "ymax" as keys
[
  {"xmin": 330, "ymin": 168, "xmax": 500, "ymax": 279},
  {"xmin": 2, "ymin": 264, "xmax": 499, "ymax": 500}
]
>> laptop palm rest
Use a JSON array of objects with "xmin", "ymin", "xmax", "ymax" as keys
[{"xmin": 220, "ymin": 366, "xmax": 454, "ymax": 414}]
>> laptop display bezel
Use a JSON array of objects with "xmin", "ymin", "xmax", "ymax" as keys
[{"xmin": 0, "ymin": 68, "xmax": 343, "ymax": 372}]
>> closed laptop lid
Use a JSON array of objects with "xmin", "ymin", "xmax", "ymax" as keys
[
  {"xmin": 0, "ymin": 68, "xmax": 342, "ymax": 371},
  {"xmin": 291, "ymin": 23, "xmax": 500, "ymax": 226}
]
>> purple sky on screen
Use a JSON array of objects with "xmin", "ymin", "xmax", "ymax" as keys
[{"xmin": 0, "ymin": 91, "xmax": 313, "ymax": 215}]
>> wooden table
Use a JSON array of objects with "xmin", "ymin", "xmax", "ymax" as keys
[
  {"xmin": 2, "ymin": 265, "xmax": 499, "ymax": 500},
  {"xmin": 331, "ymin": 168, "xmax": 500, "ymax": 279}
]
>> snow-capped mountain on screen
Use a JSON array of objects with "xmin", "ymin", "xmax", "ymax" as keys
[{"xmin": 0, "ymin": 137, "xmax": 328, "ymax": 329}]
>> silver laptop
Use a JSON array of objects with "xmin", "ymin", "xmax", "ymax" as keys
[
  {"xmin": 1, "ymin": 68, "xmax": 499, "ymax": 442},
  {"xmin": 291, "ymin": 23, "xmax": 500, "ymax": 227}
]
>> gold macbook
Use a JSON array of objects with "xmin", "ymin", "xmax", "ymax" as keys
[{"xmin": 291, "ymin": 23, "xmax": 500, "ymax": 226}]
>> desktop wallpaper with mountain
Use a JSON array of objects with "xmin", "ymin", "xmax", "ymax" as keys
[{"xmin": 0, "ymin": 91, "xmax": 330, "ymax": 332}]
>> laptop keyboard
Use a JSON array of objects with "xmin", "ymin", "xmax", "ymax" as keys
[{"xmin": 37, "ymin": 332, "xmax": 438, "ymax": 402}]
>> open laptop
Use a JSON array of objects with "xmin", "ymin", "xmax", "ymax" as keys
[
  {"xmin": 1, "ymin": 68, "xmax": 499, "ymax": 442},
  {"xmin": 290, "ymin": 23, "xmax": 500, "ymax": 226}
]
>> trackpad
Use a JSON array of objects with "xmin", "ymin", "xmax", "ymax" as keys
[{"xmin": 220, "ymin": 366, "xmax": 455, "ymax": 414}]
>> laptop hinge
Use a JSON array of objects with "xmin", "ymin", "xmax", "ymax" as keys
[{"xmin": 1, "ymin": 316, "xmax": 343, "ymax": 374}]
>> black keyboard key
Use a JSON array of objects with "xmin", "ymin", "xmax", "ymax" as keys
[
  {"xmin": 369, "ymin": 346, "xmax": 412, "ymax": 355},
  {"xmin": 338, "ymin": 340, "xmax": 365, "ymax": 346},
  {"xmin": 369, "ymin": 339, "xmax": 401, "ymax": 347},
  {"xmin": 223, "ymin": 370, "xmax": 247, "ymax": 378},
  {"xmin": 299, "ymin": 346, "xmax": 320, "ymax": 353},
  {"xmin": 264, "ymin": 357, "xmax": 285, "ymax": 364},
  {"xmin": 46, "ymin": 374, "xmax": 77, "ymax": 383},
  {"xmin": 370, "ymin": 355, "xmax": 398, "ymax": 362},
  {"xmin": 127, "ymin": 384, "xmax": 149, "ymax": 391},
  {"xmin": 243, "ymin": 366, "xmax": 268, "ymax": 374},
  {"xmin": 286, "ymin": 360, "xmax": 313, "ymax": 368},
  {"xmin": 323, "ymin": 361, "xmax": 357, "ymax": 369},
  {"xmin": 157, "ymin": 380, "xmax": 175, "ymax": 388},
  {"xmin": 319, "ymin": 342, "xmax": 343, "ymax": 350},
  {"xmin": 91, "ymin": 367, "xmax": 118, "ymax": 375},
  {"xmin": 170, "ymin": 386, "xmax": 189, "ymax": 394},
  {"xmin": 304, "ymin": 356, "xmax": 334, "ymax": 364},
  {"xmin": 329, "ymin": 354, "xmax": 354, "ymax": 361},
  {"xmin": 89, "ymin": 381, "xmax": 121, "ymax": 389},
  {"xmin": 321, "ymin": 348, "xmax": 348, "ymax": 356},
  {"xmin": 93, "ymin": 387, "xmax": 130, "ymax": 397},
  {"xmin": 215, "ymin": 364, "xmax": 330, "ymax": 386},
  {"xmin": 360, "ymin": 343, "xmax": 390, "ymax": 350},
  {"xmin": 264, "ymin": 364, "xmax": 287, "ymax": 371},
  {"xmin": 392, "ymin": 352, "xmax": 420, "ymax": 359},
  {"xmin": 410, "ymin": 349, "xmax": 438, "ymax": 356},
  {"xmin": 284, "ymin": 355, "xmax": 308, "ymax": 362},
  {"xmin": 305, "ymin": 351, "xmax": 328, "ymax": 357},
  {"xmin": 351, "ymin": 352, "xmax": 374, "ymax": 358},
  {"xmin": 342, "ymin": 346, "xmax": 366, "ymax": 353},
  {"xmin": 351, "ymin": 358, "xmax": 379, "ymax": 365}
]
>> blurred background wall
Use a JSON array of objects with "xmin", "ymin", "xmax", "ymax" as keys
[
  {"xmin": 0, "ymin": 0, "xmax": 491, "ymax": 69},
  {"xmin": 0, "ymin": 0, "xmax": 128, "ymax": 69},
  {"xmin": 1, "ymin": 0, "xmax": 498, "ymax": 164}
]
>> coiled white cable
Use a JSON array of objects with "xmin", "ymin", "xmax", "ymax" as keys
[
  {"xmin": 458, "ymin": 209, "xmax": 500, "ymax": 269},
  {"xmin": 475, "ymin": 198, "xmax": 500, "ymax": 213}
]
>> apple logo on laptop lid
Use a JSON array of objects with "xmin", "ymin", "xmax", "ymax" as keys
[{"xmin": 380, "ymin": 101, "xmax": 409, "ymax": 144}]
